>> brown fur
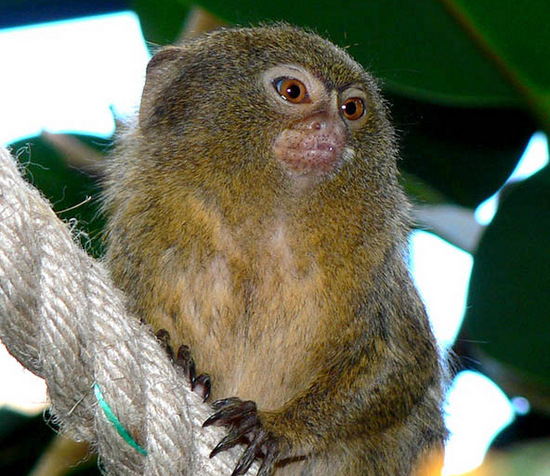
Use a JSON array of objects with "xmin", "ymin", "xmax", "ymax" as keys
[{"xmin": 103, "ymin": 25, "xmax": 447, "ymax": 475}]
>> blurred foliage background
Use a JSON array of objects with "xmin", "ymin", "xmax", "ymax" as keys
[{"xmin": 0, "ymin": 0, "xmax": 549, "ymax": 475}]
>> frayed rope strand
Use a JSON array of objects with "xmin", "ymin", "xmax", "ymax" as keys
[{"xmin": 0, "ymin": 146, "xmax": 254, "ymax": 475}]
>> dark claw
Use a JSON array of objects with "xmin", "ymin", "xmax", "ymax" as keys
[
  {"xmin": 232, "ymin": 431, "xmax": 267, "ymax": 475},
  {"xmin": 192, "ymin": 373, "xmax": 211, "ymax": 402},
  {"xmin": 257, "ymin": 439, "xmax": 280, "ymax": 476},
  {"xmin": 211, "ymin": 397, "xmax": 242, "ymax": 411},
  {"xmin": 176, "ymin": 344, "xmax": 195, "ymax": 380},
  {"xmin": 203, "ymin": 399, "xmax": 257, "ymax": 427},
  {"xmin": 175, "ymin": 345, "xmax": 211, "ymax": 400},
  {"xmin": 155, "ymin": 329, "xmax": 174, "ymax": 361},
  {"xmin": 204, "ymin": 398, "xmax": 281, "ymax": 476},
  {"xmin": 210, "ymin": 413, "xmax": 260, "ymax": 457}
]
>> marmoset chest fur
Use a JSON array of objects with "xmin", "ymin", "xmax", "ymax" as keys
[{"xmin": 104, "ymin": 24, "xmax": 447, "ymax": 476}]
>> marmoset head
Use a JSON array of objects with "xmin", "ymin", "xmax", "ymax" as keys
[{"xmin": 137, "ymin": 24, "xmax": 397, "ymax": 190}]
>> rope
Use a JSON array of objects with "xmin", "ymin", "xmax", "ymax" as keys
[{"xmin": 0, "ymin": 146, "xmax": 256, "ymax": 475}]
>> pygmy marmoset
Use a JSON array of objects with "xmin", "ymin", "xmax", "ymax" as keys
[{"xmin": 104, "ymin": 24, "xmax": 448, "ymax": 476}]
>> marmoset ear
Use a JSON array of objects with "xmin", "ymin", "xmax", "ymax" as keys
[{"xmin": 139, "ymin": 47, "xmax": 184, "ymax": 128}]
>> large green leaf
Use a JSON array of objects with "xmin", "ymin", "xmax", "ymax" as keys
[
  {"xmin": 193, "ymin": 0, "xmax": 524, "ymax": 107},
  {"xmin": 132, "ymin": 0, "xmax": 190, "ymax": 46},
  {"xmin": 9, "ymin": 135, "xmax": 107, "ymax": 258},
  {"xmin": 391, "ymin": 95, "xmax": 535, "ymax": 207},
  {"xmin": 440, "ymin": 0, "xmax": 550, "ymax": 131},
  {"xmin": 465, "ymin": 165, "xmax": 550, "ymax": 402},
  {"xmin": 0, "ymin": 410, "xmax": 55, "ymax": 475}
]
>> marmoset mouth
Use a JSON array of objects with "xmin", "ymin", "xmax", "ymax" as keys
[{"xmin": 273, "ymin": 121, "xmax": 345, "ymax": 175}]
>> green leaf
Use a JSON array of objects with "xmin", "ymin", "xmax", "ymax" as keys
[
  {"xmin": 0, "ymin": 410, "xmax": 55, "ymax": 475},
  {"xmin": 465, "ymin": 165, "xmax": 550, "ymax": 399},
  {"xmin": 440, "ymin": 0, "xmax": 550, "ymax": 132},
  {"xmin": 477, "ymin": 440, "xmax": 550, "ymax": 476},
  {"xmin": 9, "ymin": 135, "xmax": 107, "ymax": 258},
  {"xmin": 391, "ymin": 95, "xmax": 535, "ymax": 207},
  {"xmin": 193, "ymin": 0, "xmax": 522, "ymax": 107},
  {"xmin": 131, "ymin": 0, "xmax": 190, "ymax": 46}
]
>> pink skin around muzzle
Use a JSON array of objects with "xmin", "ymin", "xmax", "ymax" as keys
[{"xmin": 273, "ymin": 112, "xmax": 345, "ymax": 174}]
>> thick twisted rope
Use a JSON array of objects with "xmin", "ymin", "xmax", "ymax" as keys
[{"xmin": 0, "ymin": 146, "xmax": 256, "ymax": 475}]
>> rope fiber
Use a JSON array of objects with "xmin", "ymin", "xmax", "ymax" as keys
[{"xmin": 0, "ymin": 146, "xmax": 255, "ymax": 475}]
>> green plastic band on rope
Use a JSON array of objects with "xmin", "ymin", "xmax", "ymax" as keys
[{"xmin": 93, "ymin": 382, "xmax": 148, "ymax": 456}]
